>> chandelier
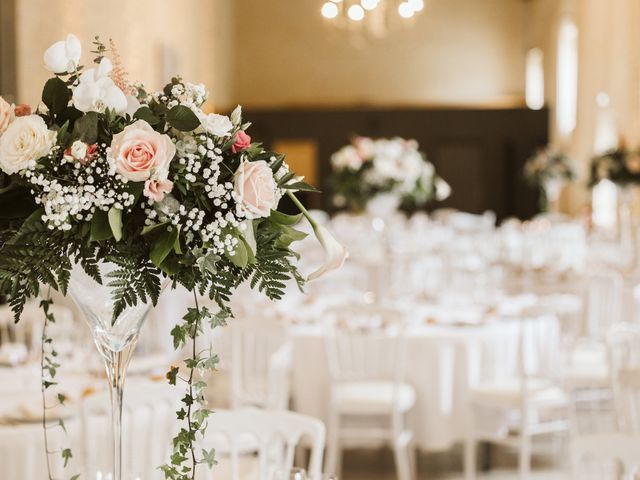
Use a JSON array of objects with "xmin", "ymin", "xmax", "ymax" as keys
[{"xmin": 320, "ymin": 0, "xmax": 425, "ymax": 37}]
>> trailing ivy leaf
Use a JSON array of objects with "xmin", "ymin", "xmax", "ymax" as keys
[
  {"xmin": 166, "ymin": 365, "xmax": 180, "ymax": 385},
  {"xmin": 61, "ymin": 448, "xmax": 73, "ymax": 467},
  {"xmin": 108, "ymin": 207, "xmax": 123, "ymax": 242},
  {"xmin": 201, "ymin": 447, "xmax": 217, "ymax": 468},
  {"xmin": 150, "ymin": 226, "xmax": 180, "ymax": 268},
  {"xmin": 134, "ymin": 106, "xmax": 161, "ymax": 125},
  {"xmin": 42, "ymin": 77, "xmax": 70, "ymax": 115},
  {"xmin": 166, "ymin": 105, "xmax": 200, "ymax": 131},
  {"xmin": 73, "ymin": 111, "xmax": 99, "ymax": 143},
  {"xmin": 90, "ymin": 210, "xmax": 113, "ymax": 241},
  {"xmin": 269, "ymin": 210, "xmax": 302, "ymax": 226}
]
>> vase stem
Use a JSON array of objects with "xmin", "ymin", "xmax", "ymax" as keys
[{"xmin": 101, "ymin": 341, "xmax": 137, "ymax": 480}]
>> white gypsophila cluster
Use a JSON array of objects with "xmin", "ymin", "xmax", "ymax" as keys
[
  {"xmin": 24, "ymin": 151, "xmax": 135, "ymax": 230},
  {"xmin": 144, "ymin": 132, "xmax": 242, "ymax": 257},
  {"xmin": 153, "ymin": 81, "xmax": 208, "ymax": 114}
]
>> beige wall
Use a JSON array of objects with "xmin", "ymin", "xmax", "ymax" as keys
[
  {"xmin": 15, "ymin": 0, "xmax": 232, "ymax": 110},
  {"xmin": 232, "ymin": 0, "xmax": 528, "ymax": 108}
]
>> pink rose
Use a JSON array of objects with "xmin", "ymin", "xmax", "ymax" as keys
[
  {"xmin": 144, "ymin": 178, "xmax": 174, "ymax": 202},
  {"xmin": 231, "ymin": 130, "xmax": 251, "ymax": 153},
  {"xmin": 110, "ymin": 120, "xmax": 176, "ymax": 181},
  {"xmin": 233, "ymin": 160, "xmax": 277, "ymax": 218},
  {"xmin": 14, "ymin": 104, "xmax": 32, "ymax": 117},
  {"xmin": 0, "ymin": 96, "xmax": 14, "ymax": 135}
]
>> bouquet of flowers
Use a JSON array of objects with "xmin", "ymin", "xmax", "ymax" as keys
[
  {"xmin": 0, "ymin": 34, "xmax": 345, "ymax": 479},
  {"xmin": 329, "ymin": 136, "xmax": 450, "ymax": 214},
  {"xmin": 588, "ymin": 147, "xmax": 640, "ymax": 187},
  {"xmin": 524, "ymin": 147, "xmax": 575, "ymax": 210}
]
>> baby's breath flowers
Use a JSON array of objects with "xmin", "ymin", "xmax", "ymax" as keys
[{"xmin": 0, "ymin": 33, "xmax": 346, "ymax": 480}]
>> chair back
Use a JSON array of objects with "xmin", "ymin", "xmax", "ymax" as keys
[
  {"xmin": 324, "ymin": 303, "xmax": 406, "ymax": 383},
  {"xmin": 585, "ymin": 271, "xmax": 623, "ymax": 339},
  {"xmin": 608, "ymin": 323, "xmax": 640, "ymax": 434},
  {"xmin": 230, "ymin": 314, "xmax": 290, "ymax": 410},
  {"xmin": 200, "ymin": 408, "xmax": 325, "ymax": 480},
  {"xmin": 79, "ymin": 382, "xmax": 180, "ymax": 480}
]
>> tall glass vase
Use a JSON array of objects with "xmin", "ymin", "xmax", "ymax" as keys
[{"xmin": 68, "ymin": 262, "xmax": 161, "ymax": 480}]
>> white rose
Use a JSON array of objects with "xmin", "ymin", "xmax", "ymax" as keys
[
  {"xmin": 0, "ymin": 96, "xmax": 14, "ymax": 135},
  {"xmin": 0, "ymin": 115, "xmax": 56, "ymax": 174},
  {"xmin": 233, "ymin": 160, "xmax": 277, "ymax": 219},
  {"xmin": 70, "ymin": 140, "xmax": 88, "ymax": 159},
  {"xmin": 198, "ymin": 113, "xmax": 233, "ymax": 137}
]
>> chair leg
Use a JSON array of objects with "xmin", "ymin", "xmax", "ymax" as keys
[
  {"xmin": 518, "ymin": 434, "xmax": 531, "ymax": 480},
  {"xmin": 464, "ymin": 436, "xmax": 477, "ymax": 480},
  {"xmin": 324, "ymin": 411, "xmax": 341, "ymax": 476},
  {"xmin": 392, "ymin": 439, "xmax": 412, "ymax": 480}
]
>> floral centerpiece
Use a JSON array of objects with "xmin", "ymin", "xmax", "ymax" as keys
[
  {"xmin": 524, "ymin": 147, "xmax": 575, "ymax": 210},
  {"xmin": 588, "ymin": 147, "xmax": 640, "ymax": 187},
  {"xmin": 0, "ymin": 34, "xmax": 346, "ymax": 479},
  {"xmin": 329, "ymin": 136, "xmax": 450, "ymax": 215}
]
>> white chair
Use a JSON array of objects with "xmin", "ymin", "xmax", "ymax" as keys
[
  {"xmin": 79, "ymin": 382, "xmax": 180, "ymax": 480},
  {"xmin": 570, "ymin": 323, "xmax": 640, "ymax": 479},
  {"xmin": 230, "ymin": 314, "xmax": 291, "ymax": 410},
  {"xmin": 198, "ymin": 408, "xmax": 325, "ymax": 480},
  {"xmin": 323, "ymin": 304, "xmax": 416, "ymax": 480},
  {"xmin": 464, "ymin": 316, "xmax": 569, "ymax": 480},
  {"xmin": 565, "ymin": 271, "xmax": 624, "ymax": 399}
]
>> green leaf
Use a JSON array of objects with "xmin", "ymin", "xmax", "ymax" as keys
[
  {"xmin": 133, "ymin": 106, "xmax": 161, "ymax": 125},
  {"xmin": 201, "ymin": 447, "xmax": 217, "ymax": 468},
  {"xmin": 73, "ymin": 111, "xmax": 99, "ymax": 143},
  {"xmin": 166, "ymin": 365, "xmax": 180, "ymax": 385},
  {"xmin": 42, "ymin": 77, "xmax": 70, "ymax": 115},
  {"xmin": 166, "ymin": 105, "xmax": 200, "ymax": 132},
  {"xmin": 150, "ymin": 226, "xmax": 180, "ymax": 268},
  {"xmin": 61, "ymin": 448, "xmax": 72, "ymax": 467},
  {"xmin": 283, "ymin": 181, "xmax": 321, "ymax": 193},
  {"xmin": 108, "ymin": 207, "xmax": 123, "ymax": 242},
  {"xmin": 90, "ymin": 210, "xmax": 113, "ymax": 241},
  {"xmin": 141, "ymin": 221, "xmax": 168, "ymax": 235},
  {"xmin": 276, "ymin": 225, "xmax": 308, "ymax": 248},
  {"xmin": 226, "ymin": 235, "xmax": 249, "ymax": 268},
  {"xmin": 269, "ymin": 210, "xmax": 302, "ymax": 226}
]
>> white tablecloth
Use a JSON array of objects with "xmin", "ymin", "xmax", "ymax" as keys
[{"xmin": 290, "ymin": 315, "xmax": 559, "ymax": 451}]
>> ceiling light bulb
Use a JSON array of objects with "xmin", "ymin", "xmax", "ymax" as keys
[
  {"xmin": 398, "ymin": 2, "xmax": 414, "ymax": 18},
  {"xmin": 361, "ymin": 0, "xmax": 378, "ymax": 11},
  {"xmin": 408, "ymin": 0, "xmax": 424, "ymax": 12},
  {"xmin": 321, "ymin": 1, "xmax": 339, "ymax": 18},
  {"xmin": 348, "ymin": 4, "xmax": 365, "ymax": 21}
]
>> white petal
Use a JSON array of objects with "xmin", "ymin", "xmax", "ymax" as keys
[
  {"xmin": 43, "ymin": 41, "xmax": 69, "ymax": 73},
  {"xmin": 79, "ymin": 67, "xmax": 97, "ymax": 83},
  {"xmin": 64, "ymin": 34, "xmax": 81, "ymax": 67},
  {"xmin": 72, "ymin": 82, "xmax": 99, "ymax": 112},
  {"xmin": 123, "ymin": 95, "xmax": 141, "ymax": 116},
  {"xmin": 307, "ymin": 224, "xmax": 348, "ymax": 281},
  {"xmin": 435, "ymin": 178, "xmax": 451, "ymax": 201},
  {"xmin": 96, "ymin": 58, "xmax": 113, "ymax": 78},
  {"xmin": 103, "ymin": 85, "xmax": 128, "ymax": 113}
]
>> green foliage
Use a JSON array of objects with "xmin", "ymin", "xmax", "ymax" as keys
[
  {"xmin": 166, "ymin": 105, "xmax": 200, "ymax": 132},
  {"xmin": 42, "ymin": 78, "xmax": 71, "ymax": 116}
]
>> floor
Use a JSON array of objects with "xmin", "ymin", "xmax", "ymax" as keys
[{"xmin": 341, "ymin": 446, "xmax": 569, "ymax": 480}]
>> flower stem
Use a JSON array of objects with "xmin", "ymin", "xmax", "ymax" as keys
[
  {"xmin": 40, "ymin": 288, "xmax": 55, "ymax": 480},
  {"xmin": 188, "ymin": 290, "xmax": 200, "ymax": 480},
  {"xmin": 286, "ymin": 191, "xmax": 317, "ymax": 230}
]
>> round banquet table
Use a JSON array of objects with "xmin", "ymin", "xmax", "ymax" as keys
[{"xmin": 289, "ymin": 313, "xmax": 559, "ymax": 451}]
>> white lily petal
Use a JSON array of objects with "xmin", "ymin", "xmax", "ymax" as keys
[
  {"xmin": 123, "ymin": 95, "xmax": 141, "ymax": 116},
  {"xmin": 64, "ymin": 34, "xmax": 81, "ymax": 67},
  {"xmin": 72, "ymin": 82, "xmax": 99, "ymax": 112},
  {"xmin": 96, "ymin": 57, "xmax": 113, "ymax": 78},
  {"xmin": 43, "ymin": 41, "xmax": 69, "ymax": 73},
  {"xmin": 103, "ymin": 84, "xmax": 128, "ymax": 113},
  {"xmin": 308, "ymin": 224, "xmax": 348, "ymax": 281}
]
